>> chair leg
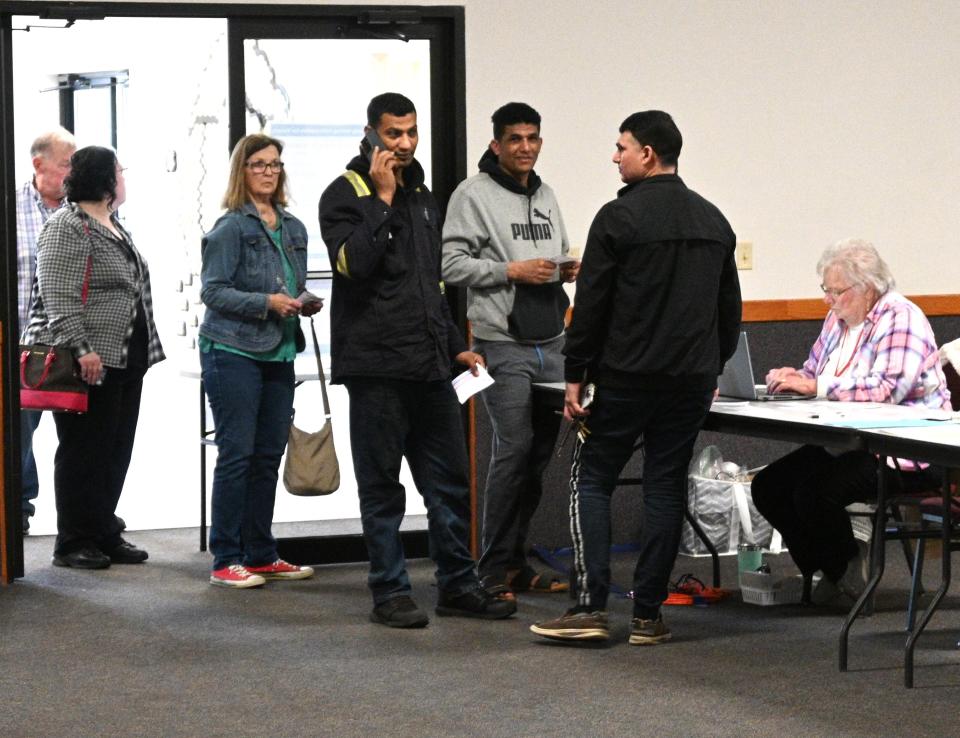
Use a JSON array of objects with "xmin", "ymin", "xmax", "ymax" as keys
[{"xmin": 892, "ymin": 505, "xmax": 918, "ymax": 578}]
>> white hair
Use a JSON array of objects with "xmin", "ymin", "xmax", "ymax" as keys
[
  {"xmin": 816, "ymin": 238, "xmax": 895, "ymax": 295},
  {"xmin": 30, "ymin": 127, "xmax": 76, "ymax": 158}
]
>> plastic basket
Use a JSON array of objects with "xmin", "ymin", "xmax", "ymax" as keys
[{"xmin": 739, "ymin": 571, "xmax": 804, "ymax": 606}]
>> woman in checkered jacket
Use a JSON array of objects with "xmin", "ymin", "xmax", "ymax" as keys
[{"xmin": 22, "ymin": 146, "xmax": 164, "ymax": 571}]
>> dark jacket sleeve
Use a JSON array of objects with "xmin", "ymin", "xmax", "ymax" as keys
[
  {"xmin": 318, "ymin": 177, "xmax": 393, "ymax": 281},
  {"xmin": 562, "ymin": 205, "xmax": 620, "ymax": 382},
  {"xmin": 443, "ymin": 290, "xmax": 467, "ymax": 359},
  {"xmin": 717, "ymin": 238, "xmax": 743, "ymax": 368}
]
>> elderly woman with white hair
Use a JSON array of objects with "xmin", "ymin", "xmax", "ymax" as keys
[{"xmin": 752, "ymin": 238, "xmax": 951, "ymax": 604}]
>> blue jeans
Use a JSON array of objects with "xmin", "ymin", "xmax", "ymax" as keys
[
  {"xmin": 473, "ymin": 336, "xmax": 563, "ymax": 582},
  {"xmin": 20, "ymin": 410, "xmax": 43, "ymax": 518},
  {"xmin": 201, "ymin": 348, "xmax": 294, "ymax": 570},
  {"xmin": 569, "ymin": 385, "xmax": 713, "ymax": 619},
  {"xmin": 345, "ymin": 378, "xmax": 478, "ymax": 605}
]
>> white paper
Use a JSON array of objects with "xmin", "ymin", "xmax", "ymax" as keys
[
  {"xmin": 297, "ymin": 290, "xmax": 324, "ymax": 306},
  {"xmin": 452, "ymin": 364, "xmax": 495, "ymax": 404}
]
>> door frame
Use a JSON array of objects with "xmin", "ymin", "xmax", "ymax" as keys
[{"xmin": 0, "ymin": 3, "xmax": 466, "ymax": 583}]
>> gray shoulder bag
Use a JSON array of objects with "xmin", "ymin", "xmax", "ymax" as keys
[{"xmin": 283, "ymin": 317, "xmax": 340, "ymax": 495}]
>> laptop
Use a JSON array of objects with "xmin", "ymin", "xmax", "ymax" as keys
[{"xmin": 717, "ymin": 332, "xmax": 814, "ymax": 401}]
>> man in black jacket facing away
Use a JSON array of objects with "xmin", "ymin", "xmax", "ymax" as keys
[
  {"xmin": 531, "ymin": 110, "xmax": 742, "ymax": 645},
  {"xmin": 319, "ymin": 92, "xmax": 515, "ymax": 628}
]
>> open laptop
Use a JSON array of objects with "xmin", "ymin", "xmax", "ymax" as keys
[{"xmin": 717, "ymin": 332, "xmax": 814, "ymax": 401}]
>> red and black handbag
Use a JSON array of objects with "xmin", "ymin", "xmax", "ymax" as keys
[
  {"xmin": 19, "ymin": 345, "xmax": 89, "ymax": 413},
  {"xmin": 19, "ymin": 250, "xmax": 92, "ymax": 414}
]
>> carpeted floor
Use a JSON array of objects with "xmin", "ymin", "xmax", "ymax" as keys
[{"xmin": 1, "ymin": 526, "xmax": 958, "ymax": 737}]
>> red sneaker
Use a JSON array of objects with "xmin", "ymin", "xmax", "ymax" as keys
[
  {"xmin": 210, "ymin": 564, "xmax": 266, "ymax": 589},
  {"xmin": 245, "ymin": 559, "xmax": 314, "ymax": 580}
]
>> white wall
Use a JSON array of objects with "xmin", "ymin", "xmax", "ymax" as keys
[{"xmin": 456, "ymin": 0, "xmax": 960, "ymax": 298}]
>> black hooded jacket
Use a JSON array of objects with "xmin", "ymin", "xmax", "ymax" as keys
[{"xmin": 318, "ymin": 153, "xmax": 466, "ymax": 383}]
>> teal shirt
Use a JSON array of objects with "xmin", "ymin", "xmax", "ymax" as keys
[{"xmin": 200, "ymin": 220, "xmax": 298, "ymax": 362}]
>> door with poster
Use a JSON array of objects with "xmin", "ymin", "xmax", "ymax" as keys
[{"xmin": 226, "ymin": 12, "xmax": 467, "ymax": 530}]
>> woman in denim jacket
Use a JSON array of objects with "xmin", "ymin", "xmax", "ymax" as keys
[{"xmin": 199, "ymin": 133, "xmax": 322, "ymax": 588}]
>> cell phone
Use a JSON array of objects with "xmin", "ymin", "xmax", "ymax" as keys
[{"xmin": 361, "ymin": 128, "xmax": 387, "ymax": 157}]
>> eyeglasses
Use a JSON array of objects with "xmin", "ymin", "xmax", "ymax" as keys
[
  {"xmin": 820, "ymin": 284, "xmax": 854, "ymax": 298},
  {"xmin": 246, "ymin": 160, "xmax": 284, "ymax": 174}
]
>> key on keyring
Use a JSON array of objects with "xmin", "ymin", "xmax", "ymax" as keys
[{"xmin": 556, "ymin": 383, "xmax": 596, "ymax": 456}]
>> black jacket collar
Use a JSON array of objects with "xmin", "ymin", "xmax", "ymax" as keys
[{"xmin": 617, "ymin": 173, "xmax": 683, "ymax": 198}]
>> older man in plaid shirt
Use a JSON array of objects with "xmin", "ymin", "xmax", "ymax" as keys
[{"xmin": 16, "ymin": 128, "xmax": 75, "ymax": 533}]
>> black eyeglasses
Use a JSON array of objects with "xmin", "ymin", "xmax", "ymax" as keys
[
  {"xmin": 820, "ymin": 284, "xmax": 853, "ymax": 298},
  {"xmin": 246, "ymin": 160, "xmax": 284, "ymax": 173}
]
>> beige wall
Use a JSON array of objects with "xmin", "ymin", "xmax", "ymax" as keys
[{"xmin": 54, "ymin": 0, "xmax": 960, "ymax": 298}]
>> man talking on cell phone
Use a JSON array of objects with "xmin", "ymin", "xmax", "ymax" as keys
[{"xmin": 319, "ymin": 92, "xmax": 515, "ymax": 629}]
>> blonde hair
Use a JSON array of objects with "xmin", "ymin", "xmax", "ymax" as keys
[{"xmin": 221, "ymin": 133, "xmax": 289, "ymax": 211}]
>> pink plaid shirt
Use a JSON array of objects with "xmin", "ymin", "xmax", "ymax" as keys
[{"xmin": 801, "ymin": 290, "xmax": 950, "ymax": 410}]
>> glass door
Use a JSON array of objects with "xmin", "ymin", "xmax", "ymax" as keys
[{"xmin": 227, "ymin": 13, "xmax": 466, "ymax": 525}]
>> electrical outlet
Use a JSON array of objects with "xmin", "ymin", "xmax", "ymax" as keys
[{"xmin": 736, "ymin": 241, "xmax": 753, "ymax": 270}]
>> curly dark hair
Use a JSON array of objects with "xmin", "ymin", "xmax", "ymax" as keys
[{"xmin": 64, "ymin": 146, "xmax": 119, "ymax": 206}]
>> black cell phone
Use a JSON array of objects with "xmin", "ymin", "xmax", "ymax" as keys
[{"xmin": 361, "ymin": 129, "xmax": 386, "ymax": 156}]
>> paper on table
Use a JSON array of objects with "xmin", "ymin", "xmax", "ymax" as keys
[{"xmin": 452, "ymin": 364, "xmax": 495, "ymax": 404}]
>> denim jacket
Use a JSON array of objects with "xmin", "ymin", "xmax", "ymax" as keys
[{"xmin": 199, "ymin": 203, "xmax": 308, "ymax": 353}]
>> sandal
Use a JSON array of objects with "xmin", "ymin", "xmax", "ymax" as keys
[
  {"xmin": 508, "ymin": 566, "xmax": 569, "ymax": 594},
  {"xmin": 480, "ymin": 576, "xmax": 516, "ymax": 602}
]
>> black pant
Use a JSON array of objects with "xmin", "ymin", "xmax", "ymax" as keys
[
  {"xmin": 751, "ymin": 446, "xmax": 938, "ymax": 581},
  {"xmin": 52, "ymin": 366, "xmax": 144, "ymax": 555},
  {"xmin": 570, "ymin": 385, "xmax": 714, "ymax": 619},
  {"xmin": 344, "ymin": 378, "xmax": 478, "ymax": 605}
]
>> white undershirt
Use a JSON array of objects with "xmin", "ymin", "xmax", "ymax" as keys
[{"xmin": 817, "ymin": 321, "xmax": 864, "ymax": 398}]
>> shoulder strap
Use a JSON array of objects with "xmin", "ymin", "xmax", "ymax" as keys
[
  {"xmin": 80, "ymin": 221, "xmax": 94, "ymax": 306},
  {"xmin": 309, "ymin": 317, "xmax": 331, "ymax": 418}
]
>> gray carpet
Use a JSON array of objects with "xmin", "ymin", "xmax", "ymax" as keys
[{"xmin": 1, "ymin": 526, "xmax": 958, "ymax": 737}]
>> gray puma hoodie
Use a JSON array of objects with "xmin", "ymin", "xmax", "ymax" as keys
[{"xmin": 441, "ymin": 149, "xmax": 570, "ymax": 342}]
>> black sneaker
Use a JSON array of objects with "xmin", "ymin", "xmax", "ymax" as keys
[
  {"xmin": 530, "ymin": 608, "xmax": 609, "ymax": 641},
  {"xmin": 104, "ymin": 539, "xmax": 149, "ymax": 564},
  {"xmin": 436, "ymin": 585, "xmax": 517, "ymax": 619},
  {"xmin": 370, "ymin": 596, "xmax": 429, "ymax": 628},
  {"xmin": 628, "ymin": 615, "xmax": 671, "ymax": 645},
  {"xmin": 52, "ymin": 547, "xmax": 111, "ymax": 570}
]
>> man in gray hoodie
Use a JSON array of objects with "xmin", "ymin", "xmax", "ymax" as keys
[{"xmin": 442, "ymin": 102, "xmax": 579, "ymax": 599}]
